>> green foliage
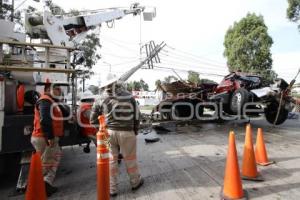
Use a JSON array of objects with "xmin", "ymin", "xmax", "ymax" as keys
[
  {"xmin": 45, "ymin": 0, "xmax": 65, "ymax": 15},
  {"xmin": 80, "ymin": 33, "xmax": 101, "ymax": 69},
  {"xmin": 126, "ymin": 79, "xmax": 149, "ymax": 91},
  {"xmin": 287, "ymin": 0, "xmax": 300, "ymax": 22},
  {"xmin": 287, "ymin": 0, "xmax": 300, "ymax": 29},
  {"xmin": 164, "ymin": 75, "xmax": 178, "ymax": 83},
  {"xmin": 187, "ymin": 71, "xmax": 200, "ymax": 84},
  {"xmin": 46, "ymin": 5, "xmax": 101, "ymax": 71},
  {"xmin": 88, "ymin": 85, "xmax": 99, "ymax": 95},
  {"xmin": 139, "ymin": 79, "xmax": 149, "ymax": 91},
  {"xmin": 224, "ymin": 13, "xmax": 275, "ymax": 84},
  {"xmin": 0, "ymin": 0, "xmax": 12, "ymax": 19},
  {"xmin": 0, "ymin": 0, "xmax": 22, "ymax": 25},
  {"xmin": 155, "ymin": 79, "xmax": 161, "ymax": 89},
  {"xmin": 199, "ymin": 78, "xmax": 217, "ymax": 84},
  {"xmin": 68, "ymin": 9, "xmax": 80, "ymax": 16}
]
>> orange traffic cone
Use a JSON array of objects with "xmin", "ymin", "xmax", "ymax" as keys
[
  {"xmin": 241, "ymin": 124, "xmax": 264, "ymax": 181},
  {"xmin": 25, "ymin": 152, "xmax": 47, "ymax": 200},
  {"xmin": 255, "ymin": 128, "xmax": 275, "ymax": 166},
  {"xmin": 221, "ymin": 131, "xmax": 247, "ymax": 200},
  {"xmin": 97, "ymin": 115, "xmax": 110, "ymax": 200}
]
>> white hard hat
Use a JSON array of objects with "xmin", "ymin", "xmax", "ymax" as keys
[{"xmin": 99, "ymin": 73, "xmax": 121, "ymax": 88}]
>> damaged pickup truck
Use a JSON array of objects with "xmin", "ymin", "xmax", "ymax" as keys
[{"xmin": 152, "ymin": 71, "xmax": 297, "ymax": 125}]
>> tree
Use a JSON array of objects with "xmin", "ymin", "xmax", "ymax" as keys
[
  {"xmin": 65, "ymin": 9, "xmax": 102, "ymax": 72},
  {"xmin": 126, "ymin": 79, "xmax": 149, "ymax": 91},
  {"xmin": 187, "ymin": 71, "xmax": 200, "ymax": 84},
  {"xmin": 139, "ymin": 79, "xmax": 149, "ymax": 91},
  {"xmin": 0, "ymin": 0, "xmax": 12, "ymax": 19},
  {"xmin": 199, "ymin": 78, "xmax": 217, "ymax": 84},
  {"xmin": 155, "ymin": 79, "xmax": 161, "ymax": 89},
  {"xmin": 0, "ymin": 0, "xmax": 23, "ymax": 25},
  {"xmin": 224, "ymin": 13, "xmax": 275, "ymax": 84},
  {"xmin": 45, "ymin": 0, "xmax": 65, "ymax": 15},
  {"xmin": 287, "ymin": 0, "xmax": 300, "ymax": 29},
  {"xmin": 164, "ymin": 75, "xmax": 178, "ymax": 83},
  {"xmin": 80, "ymin": 33, "xmax": 101, "ymax": 70},
  {"xmin": 88, "ymin": 85, "xmax": 99, "ymax": 95},
  {"xmin": 44, "ymin": 4, "xmax": 101, "ymax": 72}
]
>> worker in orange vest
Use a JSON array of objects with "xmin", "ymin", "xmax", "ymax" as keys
[
  {"xmin": 31, "ymin": 83, "xmax": 64, "ymax": 197},
  {"xmin": 79, "ymin": 101, "xmax": 123, "ymax": 162},
  {"xmin": 79, "ymin": 102, "xmax": 98, "ymax": 139}
]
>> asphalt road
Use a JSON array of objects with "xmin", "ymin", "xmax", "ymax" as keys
[{"xmin": 0, "ymin": 117, "xmax": 300, "ymax": 200}]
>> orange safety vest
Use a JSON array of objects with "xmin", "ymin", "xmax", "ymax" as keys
[
  {"xmin": 32, "ymin": 94, "xmax": 64, "ymax": 137},
  {"xmin": 79, "ymin": 103, "xmax": 97, "ymax": 136}
]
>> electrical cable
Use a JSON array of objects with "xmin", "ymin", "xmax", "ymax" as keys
[
  {"xmin": 160, "ymin": 51, "xmax": 226, "ymax": 69},
  {"xmin": 165, "ymin": 45, "xmax": 226, "ymax": 65}
]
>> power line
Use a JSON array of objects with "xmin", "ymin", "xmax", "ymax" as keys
[
  {"xmin": 101, "ymin": 34, "xmax": 140, "ymax": 46},
  {"xmin": 110, "ymin": 59, "xmax": 140, "ymax": 66},
  {"xmin": 165, "ymin": 45, "xmax": 226, "ymax": 66},
  {"xmin": 100, "ymin": 51, "xmax": 139, "ymax": 59},
  {"xmin": 153, "ymin": 65, "xmax": 227, "ymax": 77},
  {"xmin": 159, "ymin": 60, "xmax": 228, "ymax": 73},
  {"xmin": 160, "ymin": 55, "xmax": 227, "ymax": 71},
  {"xmin": 160, "ymin": 51, "xmax": 226, "ymax": 69},
  {"xmin": 101, "ymin": 37, "xmax": 139, "ymax": 53}
]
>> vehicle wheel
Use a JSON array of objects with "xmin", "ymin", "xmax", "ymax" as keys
[
  {"xmin": 265, "ymin": 102, "xmax": 289, "ymax": 125},
  {"xmin": 172, "ymin": 104, "xmax": 192, "ymax": 120},
  {"xmin": 195, "ymin": 106, "xmax": 204, "ymax": 118},
  {"xmin": 230, "ymin": 88, "xmax": 249, "ymax": 114}
]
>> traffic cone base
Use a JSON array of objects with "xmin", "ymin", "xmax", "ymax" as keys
[
  {"xmin": 241, "ymin": 172, "xmax": 264, "ymax": 182},
  {"xmin": 220, "ymin": 187, "xmax": 248, "ymax": 200},
  {"xmin": 255, "ymin": 128, "xmax": 275, "ymax": 166},
  {"xmin": 257, "ymin": 160, "xmax": 275, "ymax": 166}
]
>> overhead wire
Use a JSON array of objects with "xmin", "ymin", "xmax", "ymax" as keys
[
  {"xmin": 100, "ymin": 51, "xmax": 139, "ymax": 59},
  {"xmin": 101, "ymin": 34, "xmax": 140, "ymax": 46},
  {"xmin": 159, "ymin": 59, "xmax": 229, "ymax": 74},
  {"xmin": 160, "ymin": 56, "xmax": 228, "ymax": 71},
  {"xmin": 101, "ymin": 37, "xmax": 140, "ymax": 53},
  {"xmin": 165, "ymin": 45, "xmax": 226, "ymax": 66},
  {"xmin": 160, "ymin": 51, "xmax": 227, "ymax": 69},
  {"xmin": 153, "ymin": 65, "xmax": 226, "ymax": 77}
]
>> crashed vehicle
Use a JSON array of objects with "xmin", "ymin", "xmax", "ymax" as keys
[
  {"xmin": 209, "ymin": 72, "xmax": 295, "ymax": 125},
  {"xmin": 152, "ymin": 72, "xmax": 295, "ymax": 125},
  {"xmin": 152, "ymin": 80, "xmax": 217, "ymax": 120}
]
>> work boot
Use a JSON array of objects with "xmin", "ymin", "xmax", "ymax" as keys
[
  {"xmin": 45, "ymin": 181, "xmax": 58, "ymax": 197},
  {"xmin": 110, "ymin": 192, "xmax": 118, "ymax": 197},
  {"xmin": 118, "ymin": 153, "xmax": 123, "ymax": 164},
  {"xmin": 132, "ymin": 178, "xmax": 144, "ymax": 191}
]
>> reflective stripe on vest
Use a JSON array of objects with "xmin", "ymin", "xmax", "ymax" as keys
[{"xmin": 32, "ymin": 94, "xmax": 64, "ymax": 137}]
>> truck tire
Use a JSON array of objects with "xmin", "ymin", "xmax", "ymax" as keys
[
  {"xmin": 265, "ymin": 102, "xmax": 289, "ymax": 125},
  {"xmin": 230, "ymin": 88, "xmax": 249, "ymax": 114}
]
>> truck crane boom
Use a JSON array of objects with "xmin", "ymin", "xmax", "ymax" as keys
[{"xmin": 25, "ymin": 3, "xmax": 146, "ymax": 47}]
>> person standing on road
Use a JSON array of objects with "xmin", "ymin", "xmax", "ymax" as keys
[
  {"xmin": 31, "ymin": 82, "xmax": 64, "ymax": 197},
  {"xmin": 90, "ymin": 78, "xmax": 143, "ymax": 197}
]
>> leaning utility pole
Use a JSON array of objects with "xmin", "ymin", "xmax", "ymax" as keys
[{"xmin": 119, "ymin": 41, "xmax": 166, "ymax": 82}]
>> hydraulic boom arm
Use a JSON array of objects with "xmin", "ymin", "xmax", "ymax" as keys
[{"xmin": 25, "ymin": 3, "xmax": 145, "ymax": 47}]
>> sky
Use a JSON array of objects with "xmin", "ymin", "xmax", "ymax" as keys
[{"xmin": 20, "ymin": 0, "xmax": 300, "ymax": 89}]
